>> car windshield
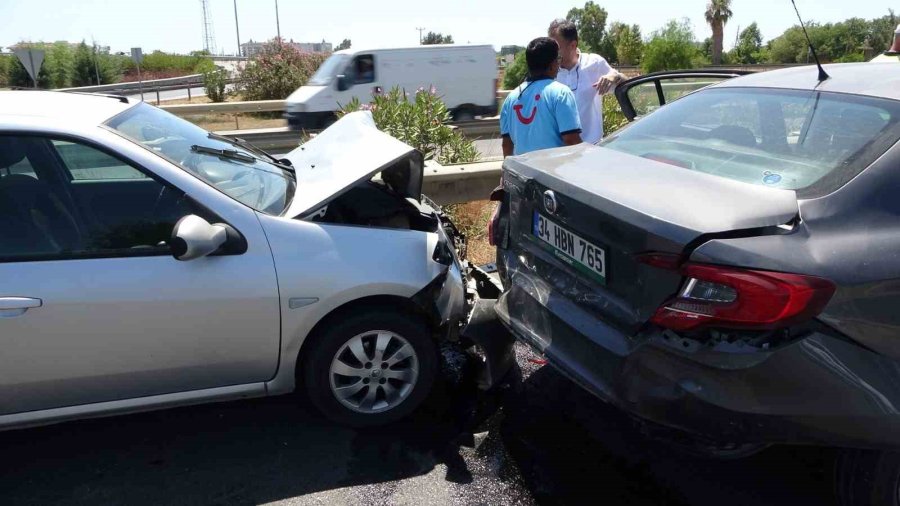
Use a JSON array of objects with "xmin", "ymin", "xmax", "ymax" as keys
[
  {"xmin": 601, "ymin": 87, "xmax": 900, "ymax": 196},
  {"xmin": 105, "ymin": 103, "xmax": 296, "ymax": 215},
  {"xmin": 307, "ymin": 54, "xmax": 350, "ymax": 86}
]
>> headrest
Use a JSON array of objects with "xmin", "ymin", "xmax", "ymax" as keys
[{"xmin": 0, "ymin": 137, "xmax": 26, "ymax": 169}]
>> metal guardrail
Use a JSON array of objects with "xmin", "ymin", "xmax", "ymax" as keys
[
  {"xmin": 214, "ymin": 119, "xmax": 501, "ymax": 152},
  {"xmin": 162, "ymin": 100, "xmax": 284, "ymax": 115},
  {"xmin": 60, "ymin": 74, "xmax": 204, "ymax": 93}
]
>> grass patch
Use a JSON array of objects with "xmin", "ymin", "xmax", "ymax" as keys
[{"xmin": 445, "ymin": 200, "xmax": 497, "ymax": 266}]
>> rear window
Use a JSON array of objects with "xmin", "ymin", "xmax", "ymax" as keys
[{"xmin": 601, "ymin": 87, "xmax": 900, "ymax": 196}]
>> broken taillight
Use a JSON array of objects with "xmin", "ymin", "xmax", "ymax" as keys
[
  {"xmin": 642, "ymin": 259, "xmax": 836, "ymax": 332},
  {"xmin": 488, "ymin": 204, "xmax": 501, "ymax": 247}
]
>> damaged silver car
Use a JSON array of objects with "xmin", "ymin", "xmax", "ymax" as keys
[{"xmin": 0, "ymin": 91, "xmax": 513, "ymax": 429}]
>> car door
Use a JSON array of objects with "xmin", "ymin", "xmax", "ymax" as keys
[
  {"xmin": 0, "ymin": 134, "xmax": 281, "ymax": 416},
  {"xmin": 614, "ymin": 70, "xmax": 750, "ymax": 121}
]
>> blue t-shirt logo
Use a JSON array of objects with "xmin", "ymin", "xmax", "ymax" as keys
[{"xmin": 514, "ymin": 93, "xmax": 540, "ymax": 124}]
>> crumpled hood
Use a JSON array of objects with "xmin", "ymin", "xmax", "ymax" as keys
[{"xmin": 281, "ymin": 111, "xmax": 421, "ymax": 218}]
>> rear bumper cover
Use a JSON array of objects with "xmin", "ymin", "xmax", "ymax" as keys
[{"xmin": 496, "ymin": 254, "xmax": 900, "ymax": 450}]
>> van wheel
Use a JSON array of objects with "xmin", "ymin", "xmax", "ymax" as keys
[
  {"xmin": 835, "ymin": 449, "xmax": 900, "ymax": 506},
  {"xmin": 320, "ymin": 115, "xmax": 337, "ymax": 129},
  {"xmin": 452, "ymin": 108, "xmax": 475, "ymax": 122},
  {"xmin": 302, "ymin": 308, "xmax": 438, "ymax": 427}
]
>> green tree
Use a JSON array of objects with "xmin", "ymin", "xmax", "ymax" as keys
[
  {"xmin": 422, "ymin": 32, "xmax": 454, "ymax": 45},
  {"xmin": 71, "ymin": 42, "xmax": 119, "ymax": 86},
  {"xmin": 641, "ymin": 19, "xmax": 699, "ymax": 73},
  {"xmin": 502, "ymin": 51, "xmax": 527, "ymax": 89},
  {"xmin": 614, "ymin": 23, "xmax": 643, "ymax": 65},
  {"xmin": 733, "ymin": 22, "xmax": 763, "ymax": 63},
  {"xmin": 705, "ymin": 0, "xmax": 733, "ymax": 65},
  {"xmin": 0, "ymin": 54, "xmax": 9, "ymax": 86},
  {"xmin": 336, "ymin": 39, "xmax": 352, "ymax": 51},
  {"xmin": 566, "ymin": 1, "xmax": 609, "ymax": 53}
]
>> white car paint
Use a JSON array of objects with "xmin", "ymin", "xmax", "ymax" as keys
[{"xmin": 0, "ymin": 93, "xmax": 468, "ymax": 430}]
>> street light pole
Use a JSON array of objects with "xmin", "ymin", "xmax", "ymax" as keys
[
  {"xmin": 416, "ymin": 27, "xmax": 425, "ymax": 44},
  {"xmin": 233, "ymin": 0, "xmax": 242, "ymax": 56},
  {"xmin": 275, "ymin": 0, "xmax": 281, "ymax": 41}
]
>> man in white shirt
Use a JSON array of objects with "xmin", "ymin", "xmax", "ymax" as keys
[{"xmin": 548, "ymin": 19, "xmax": 626, "ymax": 143}]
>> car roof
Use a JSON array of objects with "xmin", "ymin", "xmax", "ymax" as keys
[
  {"xmin": 714, "ymin": 63, "xmax": 900, "ymax": 101},
  {"xmin": 0, "ymin": 91, "xmax": 135, "ymax": 125}
]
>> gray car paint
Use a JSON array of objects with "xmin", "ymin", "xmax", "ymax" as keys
[{"xmin": 496, "ymin": 63, "xmax": 900, "ymax": 449}]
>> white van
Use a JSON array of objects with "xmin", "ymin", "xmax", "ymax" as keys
[{"xmin": 285, "ymin": 44, "xmax": 498, "ymax": 130}]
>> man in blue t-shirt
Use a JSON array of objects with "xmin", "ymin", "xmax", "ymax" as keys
[{"xmin": 500, "ymin": 37, "xmax": 583, "ymax": 156}]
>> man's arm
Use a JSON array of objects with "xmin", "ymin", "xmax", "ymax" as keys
[
  {"xmin": 561, "ymin": 132, "xmax": 582, "ymax": 146},
  {"xmin": 593, "ymin": 69, "xmax": 625, "ymax": 95},
  {"xmin": 502, "ymin": 135, "xmax": 514, "ymax": 157}
]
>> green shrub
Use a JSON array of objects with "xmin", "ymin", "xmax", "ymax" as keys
[
  {"xmin": 71, "ymin": 42, "xmax": 120, "ymax": 86},
  {"xmin": 203, "ymin": 68, "xmax": 228, "ymax": 102},
  {"xmin": 238, "ymin": 39, "xmax": 327, "ymax": 101},
  {"xmin": 130, "ymin": 51, "xmax": 214, "ymax": 74},
  {"xmin": 339, "ymin": 87, "xmax": 479, "ymax": 165},
  {"xmin": 602, "ymin": 94, "xmax": 628, "ymax": 135},
  {"xmin": 0, "ymin": 54, "xmax": 10, "ymax": 86},
  {"xmin": 502, "ymin": 51, "xmax": 527, "ymax": 90}
]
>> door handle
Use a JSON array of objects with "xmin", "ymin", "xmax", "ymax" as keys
[{"xmin": 0, "ymin": 297, "xmax": 42, "ymax": 318}]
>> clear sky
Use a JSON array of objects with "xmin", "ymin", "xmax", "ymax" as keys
[{"xmin": 0, "ymin": 0, "xmax": 892, "ymax": 55}]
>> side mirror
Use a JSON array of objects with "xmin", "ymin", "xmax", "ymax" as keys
[
  {"xmin": 170, "ymin": 215, "xmax": 236, "ymax": 261},
  {"xmin": 336, "ymin": 74, "xmax": 350, "ymax": 92}
]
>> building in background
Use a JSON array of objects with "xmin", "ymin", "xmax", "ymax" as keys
[{"xmin": 240, "ymin": 39, "xmax": 332, "ymax": 57}]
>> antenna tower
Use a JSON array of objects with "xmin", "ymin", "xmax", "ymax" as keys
[{"xmin": 201, "ymin": 0, "xmax": 217, "ymax": 54}]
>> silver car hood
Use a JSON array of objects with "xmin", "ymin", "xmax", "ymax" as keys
[{"xmin": 281, "ymin": 111, "xmax": 422, "ymax": 218}]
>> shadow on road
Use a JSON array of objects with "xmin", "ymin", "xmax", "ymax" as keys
[
  {"xmin": 500, "ymin": 349, "xmax": 839, "ymax": 506},
  {"xmin": 0, "ymin": 344, "xmax": 838, "ymax": 505}
]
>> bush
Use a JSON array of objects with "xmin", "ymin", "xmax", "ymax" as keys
[
  {"xmin": 641, "ymin": 19, "xmax": 699, "ymax": 73},
  {"xmin": 502, "ymin": 51, "xmax": 527, "ymax": 90},
  {"xmin": 71, "ymin": 42, "xmax": 120, "ymax": 86},
  {"xmin": 203, "ymin": 68, "xmax": 228, "ymax": 102},
  {"xmin": 602, "ymin": 94, "xmax": 627, "ymax": 135},
  {"xmin": 0, "ymin": 54, "xmax": 11, "ymax": 87},
  {"xmin": 339, "ymin": 87, "xmax": 479, "ymax": 165},
  {"xmin": 238, "ymin": 39, "xmax": 327, "ymax": 101}
]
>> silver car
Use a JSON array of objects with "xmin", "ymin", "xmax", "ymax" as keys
[{"xmin": 0, "ymin": 91, "xmax": 512, "ymax": 429}]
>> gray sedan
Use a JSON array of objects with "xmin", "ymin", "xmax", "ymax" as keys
[{"xmin": 493, "ymin": 62, "xmax": 900, "ymax": 506}]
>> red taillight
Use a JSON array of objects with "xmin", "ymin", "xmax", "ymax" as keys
[
  {"xmin": 648, "ymin": 262, "xmax": 836, "ymax": 332},
  {"xmin": 488, "ymin": 203, "xmax": 501, "ymax": 246}
]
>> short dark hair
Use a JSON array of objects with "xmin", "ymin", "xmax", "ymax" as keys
[
  {"xmin": 526, "ymin": 37, "xmax": 559, "ymax": 75},
  {"xmin": 548, "ymin": 18, "xmax": 578, "ymax": 43}
]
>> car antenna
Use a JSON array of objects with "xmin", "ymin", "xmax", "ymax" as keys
[{"xmin": 790, "ymin": 0, "xmax": 829, "ymax": 82}]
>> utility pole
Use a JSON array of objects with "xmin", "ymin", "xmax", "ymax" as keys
[
  {"xmin": 233, "ymin": 0, "xmax": 242, "ymax": 56},
  {"xmin": 416, "ymin": 27, "xmax": 425, "ymax": 44},
  {"xmin": 275, "ymin": 0, "xmax": 282, "ymax": 42}
]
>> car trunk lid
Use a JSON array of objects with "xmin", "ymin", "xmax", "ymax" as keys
[{"xmin": 502, "ymin": 144, "xmax": 799, "ymax": 333}]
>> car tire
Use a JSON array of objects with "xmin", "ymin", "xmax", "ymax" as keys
[
  {"xmin": 835, "ymin": 449, "xmax": 900, "ymax": 506},
  {"xmin": 452, "ymin": 108, "xmax": 475, "ymax": 122},
  {"xmin": 302, "ymin": 307, "xmax": 438, "ymax": 427}
]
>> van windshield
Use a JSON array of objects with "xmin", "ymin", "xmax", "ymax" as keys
[{"xmin": 308, "ymin": 54, "xmax": 350, "ymax": 86}]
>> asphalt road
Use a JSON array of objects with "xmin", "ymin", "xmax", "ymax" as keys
[{"xmin": 0, "ymin": 344, "xmax": 836, "ymax": 505}]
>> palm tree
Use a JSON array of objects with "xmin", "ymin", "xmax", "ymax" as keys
[{"xmin": 705, "ymin": 0, "xmax": 733, "ymax": 65}]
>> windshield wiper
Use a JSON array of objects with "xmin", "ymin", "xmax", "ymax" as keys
[
  {"xmin": 191, "ymin": 144, "xmax": 258, "ymax": 163},
  {"xmin": 207, "ymin": 132, "xmax": 295, "ymax": 173}
]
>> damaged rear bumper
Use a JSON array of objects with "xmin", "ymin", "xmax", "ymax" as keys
[{"xmin": 495, "ymin": 266, "xmax": 900, "ymax": 450}]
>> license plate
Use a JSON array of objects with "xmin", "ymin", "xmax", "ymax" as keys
[{"xmin": 533, "ymin": 211, "xmax": 607, "ymax": 284}]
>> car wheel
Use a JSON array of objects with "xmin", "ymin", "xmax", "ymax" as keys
[
  {"xmin": 320, "ymin": 115, "xmax": 337, "ymax": 129},
  {"xmin": 835, "ymin": 449, "xmax": 900, "ymax": 506},
  {"xmin": 452, "ymin": 108, "xmax": 475, "ymax": 122},
  {"xmin": 302, "ymin": 308, "xmax": 438, "ymax": 427}
]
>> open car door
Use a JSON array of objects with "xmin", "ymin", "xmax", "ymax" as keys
[{"xmin": 614, "ymin": 70, "xmax": 751, "ymax": 121}]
